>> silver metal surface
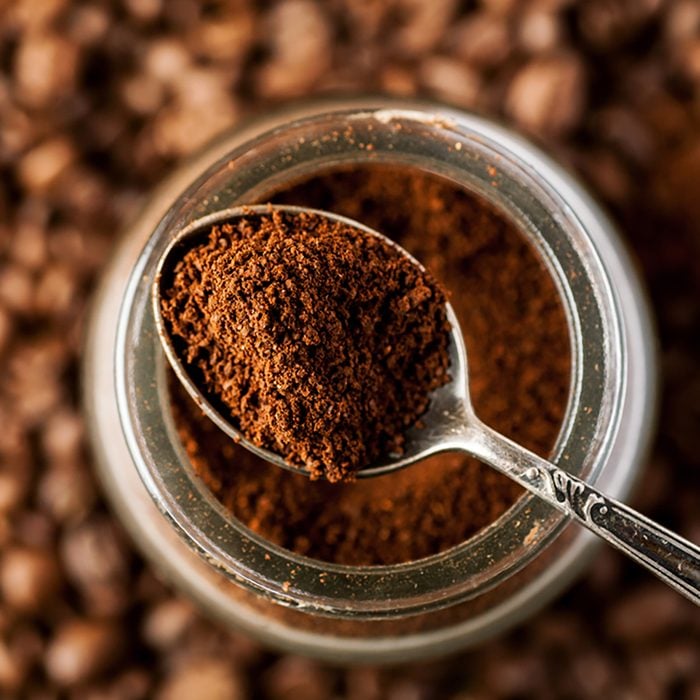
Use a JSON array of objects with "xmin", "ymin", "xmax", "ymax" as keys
[
  {"xmin": 465, "ymin": 421, "xmax": 700, "ymax": 605},
  {"xmin": 155, "ymin": 205, "xmax": 698, "ymax": 607}
]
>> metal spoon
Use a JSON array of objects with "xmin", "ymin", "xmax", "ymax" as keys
[{"xmin": 154, "ymin": 205, "xmax": 700, "ymax": 606}]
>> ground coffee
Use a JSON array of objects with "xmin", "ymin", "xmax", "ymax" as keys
[
  {"xmin": 160, "ymin": 209, "xmax": 450, "ymax": 482},
  {"xmin": 170, "ymin": 165, "xmax": 571, "ymax": 565}
]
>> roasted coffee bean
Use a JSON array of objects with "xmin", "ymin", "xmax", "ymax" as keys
[
  {"xmin": 505, "ymin": 53, "xmax": 586, "ymax": 136},
  {"xmin": 263, "ymin": 657, "xmax": 333, "ymax": 700},
  {"xmin": 156, "ymin": 658, "xmax": 245, "ymax": 700},
  {"xmin": 60, "ymin": 518, "xmax": 131, "ymax": 615},
  {"xmin": 0, "ymin": 546, "xmax": 61, "ymax": 613},
  {"xmin": 44, "ymin": 619, "xmax": 123, "ymax": 686},
  {"xmin": 142, "ymin": 598, "xmax": 195, "ymax": 650}
]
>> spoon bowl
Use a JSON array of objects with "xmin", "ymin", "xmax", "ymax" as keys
[
  {"xmin": 154, "ymin": 206, "xmax": 700, "ymax": 606},
  {"xmin": 153, "ymin": 204, "xmax": 473, "ymax": 479}
]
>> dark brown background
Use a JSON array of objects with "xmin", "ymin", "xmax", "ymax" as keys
[{"xmin": 1, "ymin": 0, "xmax": 699, "ymax": 697}]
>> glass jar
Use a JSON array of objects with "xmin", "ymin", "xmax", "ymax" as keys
[{"xmin": 83, "ymin": 98, "xmax": 656, "ymax": 663}]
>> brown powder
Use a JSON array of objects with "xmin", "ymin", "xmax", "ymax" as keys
[
  {"xmin": 170, "ymin": 165, "xmax": 571, "ymax": 565},
  {"xmin": 160, "ymin": 210, "xmax": 450, "ymax": 482}
]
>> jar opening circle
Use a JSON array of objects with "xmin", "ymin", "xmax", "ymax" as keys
[{"xmin": 115, "ymin": 105, "xmax": 624, "ymax": 618}]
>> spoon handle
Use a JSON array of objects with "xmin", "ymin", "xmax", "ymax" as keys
[{"xmin": 467, "ymin": 421, "xmax": 700, "ymax": 606}]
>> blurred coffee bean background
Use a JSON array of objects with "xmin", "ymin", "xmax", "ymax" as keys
[{"xmin": 1, "ymin": 0, "xmax": 700, "ymax": 697}]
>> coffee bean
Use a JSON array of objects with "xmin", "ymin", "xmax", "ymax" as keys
[
  {"xmin": 120, "ymin": 75, "xmax": 166, "ymax": 117},
  {"xmin": 66, "ymin": 5, "xmax": 110, "ymax": 46},
  {"xmin": 144, "ymin": 39, "xmax": 192, "ymax": 84},
  {"xmin": 14, "ymin": 32, "xmax": 80, "ymax": 108},
  {"xmin": 263, "ymin": 657, "xmax": 333, "ymax": 700},
  {"xmin": 518, "ymin": 8, "xmax": 563, "ymax": 54},
  {"xmin": 18, "ymin": 138, "xmax": 76, "ymax": 193},
  {"xmin": 123, "ymin": 0, "xmax": 163, "ymax": 23},
  {"xmin": 0, "ymin": 266, "xmax": 34, "ymax": 316},
  {"xmin": 45, "ymin": 619, "xmax": 123, "ymax": 686},
  {"xmin": 0, "ymin": 639, "xmax": 25, "ymax": 692},
  {"xmin": 6, "ymin": 0, "xmax": 68, "ymax": 30},
  {"xmin": 0, "ymin": 547, "xmax": 61, "ymax": 613},
  {"xmin": 9, "ymin": 219, "xmax": 47, "ymax": 271},
  {"xmin": 142, "ymin": 598, "xmax": 195, "ymax": 650},
  {"xmin": 38, "ymin": 465, "xmax": 96, "ymax": 525},
  {"xmin": 505, "ymin": 53, "xmax": 586, "ymax": 136},
  {"xmin": 256, "ymin": 0, "xmax": 332, "ymax": 98},
  {"xmin": 60, "ymin": 518, "xmax": 130, "ymax": 614},
  {"xmin": 419, "ymin": 56, "xmax": 482, "ymax": 109},
  {"xmin": 157, "ymin": 658, "xmax": 245, "ymax": 700},
  {"xmin": 41, "ymin": 409, "xmax": 84, "ymax": 464},
  {"xmin": 605, "ymin": 585, "xmax": 687, "ymax": 642},
  {"xmin": 390, "ymin": 0, "xmax": 457, "ymax": 56},
  {"xmin": 0, "ymin": 471, "xmax": 28, "ymax": 514},
  {"xmin": 448, "ymin": 12, "xmax": 511, "ymax": 68}
]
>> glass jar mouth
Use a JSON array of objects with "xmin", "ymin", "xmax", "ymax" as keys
[{"xmin": 115, "ymin": 104, "xmax": 624, "ymax": 619}]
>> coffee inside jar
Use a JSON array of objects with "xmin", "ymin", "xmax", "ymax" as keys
[{"xmin": 168, "ymin": 164, "xmax": 571, "ymax": 566}]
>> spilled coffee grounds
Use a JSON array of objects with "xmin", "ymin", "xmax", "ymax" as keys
[
  {"xmin": 160, "ymin": 209, "xmax": 450, "ymax": 482},
  {"xmin": 169, "ymin": 166, "xmax": 571, "ymax": 565}
]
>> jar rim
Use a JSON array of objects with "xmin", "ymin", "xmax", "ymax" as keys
[{"xmin": 115, "ymin": 104, "xmax": 625, "ymax": 618}]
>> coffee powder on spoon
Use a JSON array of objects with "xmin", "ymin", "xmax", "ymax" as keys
[{"xmin": 160, "ymin": 208, "xmax": 451, "ymax": 482}]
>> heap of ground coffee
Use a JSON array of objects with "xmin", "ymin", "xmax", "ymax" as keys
[
  {"xmin": 170, "ymin": 166, "xmax": 571, "ymax": 565},
  {"xmin": 160, "ymin": 209, "xmax": 450, "ymax": 482}
]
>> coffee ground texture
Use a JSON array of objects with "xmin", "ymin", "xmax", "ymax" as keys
[
  {"xmin": 171, "ymin": 166, "xmax": 571, "ymax": 565},
  {"xmin": 160, "ymin": 210, "xmax": 450, "ymax": 482}
]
